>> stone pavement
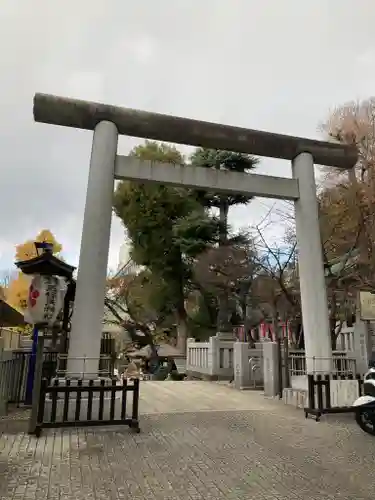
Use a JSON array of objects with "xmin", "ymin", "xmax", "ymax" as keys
[
  {"xmin": 138, "ymin": 380, "xmax": 277, "ymax": 413},
  {"xmin": 1, "ymin": 381, "xmax": 375, "ymax": 499}
]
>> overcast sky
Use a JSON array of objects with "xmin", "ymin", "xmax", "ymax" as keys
[{"xmin": 1, "ymin": 0, "xmax": 374, "ymax": 273}]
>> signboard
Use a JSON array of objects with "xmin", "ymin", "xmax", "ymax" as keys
[
  {"xmin": 25, "ymin": 275, "xmax": 68, "ymax": 326},
  {"xmin": 359, "ymin": 291, "xmax": 375, "ymax": 321}
]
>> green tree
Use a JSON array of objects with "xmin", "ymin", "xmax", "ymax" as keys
[
  {"xmin": 113, "ymin": 141, "xmax": 219, "ymax": 354},
  {"xmin": 190, "ymin": 149, "xmax": 258, "ymax": 331}
]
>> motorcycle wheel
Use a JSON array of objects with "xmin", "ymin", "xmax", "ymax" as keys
[{"xmin": 355, "ymin": 408, "xmax": 375, "ymax": 436}]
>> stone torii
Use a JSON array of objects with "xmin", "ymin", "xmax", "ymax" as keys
[{"xmin": 33, "ymin": 93, "xmax": 357, "ymax": 377}]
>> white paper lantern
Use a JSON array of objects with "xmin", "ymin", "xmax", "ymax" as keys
[{"xmin": 25, "ymin": 275, "xmax": 68, "ymax": 326}]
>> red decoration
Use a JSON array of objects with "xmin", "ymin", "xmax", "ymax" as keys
[{"xmin": 29, "ymin": 285, "xmax": 40, "ymax": 307}]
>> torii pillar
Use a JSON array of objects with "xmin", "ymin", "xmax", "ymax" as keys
[{"xmin": 68, "ymin": 121, "xmax": 118, "ymax": 378}]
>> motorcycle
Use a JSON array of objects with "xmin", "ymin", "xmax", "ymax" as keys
[{"xmin": 353, "ymin": 367, "xmax": 375, "ymax": 435}]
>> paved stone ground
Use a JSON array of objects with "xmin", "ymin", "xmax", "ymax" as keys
[
  {"xmin": 138, "ymin": 381, "xmax": 277, "ymax": 413},
  {"xmin": 1, "ymin": 381, "xmax": 375, "ymax": 499}
]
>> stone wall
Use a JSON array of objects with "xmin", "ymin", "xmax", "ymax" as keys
[
  {"xmin": 234, "ymin": 342, "xmax": 263, "ymax": 390},
  {"xmin": 0, "ymin": 328, "xmax": 21, "ymax": 349}
]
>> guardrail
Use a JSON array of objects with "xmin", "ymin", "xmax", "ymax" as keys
[
  {"xmin": 55, "ymin": 354, "xmax": 115, "ymax": 378},
  {"xmin": 33, "ymin": 377, "xmax": 140, "ymax": 437},
  {"xmin": 288, "ymin": 351, "xmax": 357, "ymax": 377}
]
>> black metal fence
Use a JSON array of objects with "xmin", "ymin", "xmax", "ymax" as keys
[
  {"xmin": 305, "ymin": 373, "xmax": 363, "ymax": 421},
  {"xmin": 33, "ymin": 377, "xmax": 140, "ymax": 437},
  {"xmin": 0, "ymin": 358, "xmax": 14, "ymax": 414},
  {"xmin": 0, "ymin": 351, "xmax": 58, "ymax": 407}
]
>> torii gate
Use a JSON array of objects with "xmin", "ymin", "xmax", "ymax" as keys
[{"xmin": 33, "ymin": 94, "xmax": 357, "ymax": 376}]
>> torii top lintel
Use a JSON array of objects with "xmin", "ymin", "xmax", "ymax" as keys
[{"xmin": 33, "ymin": 93, "xmax": 357, "ymax": 169}]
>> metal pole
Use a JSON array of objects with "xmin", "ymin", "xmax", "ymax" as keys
[
  {"xmin": 28, "ymin": 331, "xmax": 44, "ymax": 434},
  {"xmin": 283, "ymin": 337, "xmax": 290, "ymax": 388},
  {"xmin": 272, "ymin": 314, "xmax": 283, "ymax": 399},
  {"xmin": 25, "ymin": 325, "xmax": 38, "ymax": 405}
]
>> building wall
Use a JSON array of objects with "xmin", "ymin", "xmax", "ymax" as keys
[
  {"xmin": 0, "ymin": 328, "xmax": 21, "ymax": 349},
  {"xmin": 118, "ymin": 242, "xmax": 130, "ymax": 270},
  {"xmin": 117, "ymin": 242, "xmax": 142, "ymax": 276}
]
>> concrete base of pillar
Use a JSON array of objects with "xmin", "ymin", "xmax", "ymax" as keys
[
  {"xmin": 174, "ymin": 358, "xmax": 187, "ymax": 374},
  {"xmin": 290, "ymin": 375, "xmax": 308, "ymax": 392},
  {"xmin": 284, "ymin": 378, "xmax": 361, "ymax": 409},
  {"xmin": 330, "ymin": 378, "xmax": 359, "ymax": 407},
  {"xmin": 262, "ymin": 342, "xmax": 279, "ymax": 397}
]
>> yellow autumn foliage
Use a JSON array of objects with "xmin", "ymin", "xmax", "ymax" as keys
[
  {"xmin": 6, "ymin": 272, "xmax": 31, "ymax": 310},
  {"xmin": 15, "ymin": 229, "xmax": 62, "ymax": 262},
  {"xmin": 6, "ymin": 230, "xmax": 63, "ymax": 310}
]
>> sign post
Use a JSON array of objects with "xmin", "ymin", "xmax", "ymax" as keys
[
  {"xmin": 357, "ymin": 291, "xmax": 375, "ymax": 372},
  {"xmin": 25, "ymin": 325, "xmax": 39, "ymax": 405},
  {"xmin": 28, "ymin": 330, "xmax": 44, "ymax": 435},
  {"xmin": 359, "ymin": 291, "xmax": 375, "ymax": 321}
]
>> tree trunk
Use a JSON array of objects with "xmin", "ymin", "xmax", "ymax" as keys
[
  {"xmin": 296, "ymin": 322, "xmax": 304, "ymax": 349},
  {"xmin": 217, "ymin": 291, "xmax": 231, "ymax": 332},
  {"xmin": 174, "ymin": 264, "xmax": 189, "ymax": 355},
  {"xmin": 330, "ymin": 316, "xmax": 338, "ymax": 351},
  {"xmin": 217, "ymin": 199, "xmax": 231, "ymax": 332},
  {"xmin": 193, "ymin": 281, "xmax": 218, "ymax": 327},
  {"xmin": 175, "ymin": 301, "xmax": 188, "ymax": 355},
  {"xmin": 329, "ymin": 290, "xmax": 338, "ymax": 351},
  {"xmin": 51, "ymin": 328, "xmax": 58, "ymax": 349},
  {"xmin": 219, "ymin": 199, "xmax": 229, "ymax": 246},
  {"xmin": 331, "ymin": 334, "xmax": 337, "ymax": 351}
]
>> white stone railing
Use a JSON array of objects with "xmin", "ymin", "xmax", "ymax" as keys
[
  {"xmin": 187, "ymin": 337, "xmax": 267, "ymax": 382},
  {"xmin": 336, "ymin": 324, "xmax": 355, "ymax": 352},
  {"xmin": 186, "ymin": 339, "xmax": 211, "ymax": 376},
  {"xmin": 217, "ymin": 341, "xmax": 234, "ymax": 379},
  {"xmin": 186, "ymin": 336, "xmax": 235, "ymax": 379}
]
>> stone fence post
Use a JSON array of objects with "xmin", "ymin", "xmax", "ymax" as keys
[
  {"xmin": 209, "ymin": 336, "xmax": 219, "ymax": 378},
  {"xmin": 263, "ymin": 341, "xmax": 280, "ymax": 397},
  {"xmin": 0, "ymin": 337, "xmax": 7, "ymax": 416},
  {"xmin": 234, "ymin": 342, "xmax": 249, "ymax": 389}
]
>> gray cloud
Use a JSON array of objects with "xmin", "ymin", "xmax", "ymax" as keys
[{"xmin": 1, "ymin": 0, "xmax": 374, "ymax": 270}]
